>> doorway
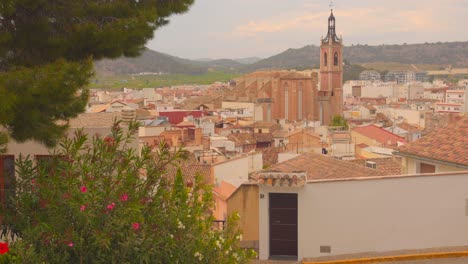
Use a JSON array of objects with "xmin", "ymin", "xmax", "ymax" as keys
[{"xmin": 269, "ymin": 193, "xmax": 298, "ymax": 259}]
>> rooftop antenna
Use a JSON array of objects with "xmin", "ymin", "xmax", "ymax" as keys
[{"xmin": 329, "ymin": 0, "xmax": 334, "ymax": 11}]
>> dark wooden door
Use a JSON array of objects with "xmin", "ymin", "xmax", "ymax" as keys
[{"xmin": 269, "ymin": 193, "xmax": 298, "ymax": 258}]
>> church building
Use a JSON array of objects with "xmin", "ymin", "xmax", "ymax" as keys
[
  {"xmin": 228, "ymin": 9, "xmax": 343, "ymax": 125},
  {"xmin": 318, "ymin": 9, "xmax": 344, "ymax": 125}
]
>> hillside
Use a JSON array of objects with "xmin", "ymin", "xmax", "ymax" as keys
[
  {"xmin": 94, "ymin": 42, "xmax": 468, "ymax": 77},
  {"xmin": 246, "ymin": 42, "xmax": 468, "ymax": 71},
  {"xmin": 94, "ymin": 49, "xmax": 208, "ymax": 75},
  {"xmin": 94, "ymin": 49, "xmax": 244, "ymax": 75}
]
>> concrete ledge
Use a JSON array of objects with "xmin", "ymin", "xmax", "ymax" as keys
[{"xmin": 302, "ymin": 251, "xmax": 468, "ymax": 264}]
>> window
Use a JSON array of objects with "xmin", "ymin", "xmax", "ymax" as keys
[
  {"xmin": 365, "ymin": 161, "xmax": 377, "ymax": 169},
  {"xmin": 334, "ymin": 52, "xmax": 339, "ymax": 66},
  {"xmin": 298, "ymin": 82, "xmax": 303, "ymax": 120},
  {"xmin": 324, "ymin": 52, "xmax": 327, "ymax": 66},
  {"xmin": 284, "ymin": 83, "xmax": 289, "ymax": 120},
  {"xmin": 420, "ymin": 163, "xmax": 435, "ymax": 173}
]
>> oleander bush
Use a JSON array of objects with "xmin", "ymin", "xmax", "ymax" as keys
[{"xmin": 2, "ymin": 121, "xmax": 255, "ymax": 263}]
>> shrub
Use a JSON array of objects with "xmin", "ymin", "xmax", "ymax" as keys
[{"xmin": 2, "ymin": 122, "xmax": 255, "ymax": 263}]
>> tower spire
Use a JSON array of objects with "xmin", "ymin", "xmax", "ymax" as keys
[{"xmin": 322, "ymin": 2, "xmax": 341, "ymax": 44}]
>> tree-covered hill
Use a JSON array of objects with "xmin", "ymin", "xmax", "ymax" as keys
[
  {"xmin": 94, "ymin": 42, "xmax": 468, "ymax": 76},
  {"xmin": 247, "ymin": 41, "xmax": 468, "ymax": 71}
]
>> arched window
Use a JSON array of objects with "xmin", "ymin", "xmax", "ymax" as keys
[
  {"xmin": 334, "ymin": 52, "xmax": 339, "ymax": 66},
  {"xmin": 324, "ymin": 52, "xmax": 328, "ymax": 66},
  {"xmin": 298, "ymin": 82, "xmax": 303, "ymax": 120},
  {"xmin": 284, "ymin": 83, "xmax": 289, "ymax": 120}
]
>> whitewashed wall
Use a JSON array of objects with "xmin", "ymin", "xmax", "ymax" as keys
[
  {"xmin": 259, "ymin": 172, "xmax": 468, "ymax": 260},
  {"xmin": 213, "ymin": 153, "xmax": 262, "ymax": 186}
]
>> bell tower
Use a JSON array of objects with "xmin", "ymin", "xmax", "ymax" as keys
[{"xmin": 318, "ymin": 9, "xmax": 343, "ymax": 125}]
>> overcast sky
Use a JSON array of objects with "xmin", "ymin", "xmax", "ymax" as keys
[{"xmin": 146, "ymin": 0, "xmax": 467, "ymax": 60}]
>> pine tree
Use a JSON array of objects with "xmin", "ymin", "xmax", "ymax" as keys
[{"xmin": 0, "ymin": 0, "xmax": 194, "ymax": 147}]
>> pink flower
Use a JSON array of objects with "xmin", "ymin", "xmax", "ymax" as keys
[
  {"xmin": 80, "ymin": 186, "xmax": 87, "ymax": 193},
  {"xmin": 120, "ymin": 193, "xmax": 128, "ymax": 202},
  {"xmin": 68, "ymin": 242, "xmax": 74, "ymax": 247},
  {"xmin": 107, "ymin": 202, "xmax": 116, "ymax": 210},
  {"xmin": 132, "ymin": 222, "xmax": 140, "ymax": 230},
  {"xmin": 80, "ymin": 205, "xmax": 86, "ymax": 211}
]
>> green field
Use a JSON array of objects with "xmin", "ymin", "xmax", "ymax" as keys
[{"xmin": 89, "ymin": 71, "xmax": 241, "ymax": 89}]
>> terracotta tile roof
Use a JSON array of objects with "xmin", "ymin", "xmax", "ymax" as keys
[
  {"xmin": 163, "ymin": 164, "xmax": 212, "ymax": 185},
  {"xmin": 273, "ymin": 130, "xmax": 289, "ymax": 138},
  {"xmin": 348, "ymin": 157, "xmax": 402, "ymax": 176},
  {"xmin": 352, "ymin": 124, "xmax": 406, "ymax": 147},
  {"xmin": 175, "ymin": 120, "xmax": 196, "ymax": 127},
  {"xmin": 281, "ymin": 72, "xmax": 312, "ymax": 79},
  {"xmin": 227, "ymin": 133, "xmax": 256, "ymax": 146},
  {"xmin": 254, "ymin": 133, "xmax": 273, "ymax": 143},
  {"xmin": 396, "ymin": 122, "xmax": 423, "ymax": 133},
  {"xmin": 258, "ymin": 152, "xmax": 382, "ymax": 181},
  {"xmin": 286, "ymin": 128, "xmax": 320, "ymax": 139},
  {"xmin": 397, "ymin": 117, "xmax": 468, "ymax": 166},
  {"xmin": 68, "ymin": 112, "xmax": 121, "ymax": 128},
  {"xmin": 250, "ymin": 122, "xmax": 281, "ymax": 130},
  {"xmin": 213, "ymin": 181, "xmax": 238, "ymax": 200}
]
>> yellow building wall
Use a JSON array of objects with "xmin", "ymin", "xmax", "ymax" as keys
[
  {"xmin": 227, "ymin": 184, "xmax": 259, "ymax": 243},
  {"xmin": 351, "ymin": 131, "xmax": 381, "ymax": 148},
  {"xmin": 403, "ymin": 157, "xmax": 467, "ymax": 175},
  {"xmin": 287, "ymin": 132, "xmax": 322, "ymax": 153},
  {"xmin": 356, "ymin": 148, "xmax": 386, "ymax": 159}
]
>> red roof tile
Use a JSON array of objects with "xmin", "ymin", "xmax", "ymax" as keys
[
  {"xmin": 348, "ymin": 157, "xmax": 402, "ymax": 176},
  {"xmin": 228, "ymin": 133, "xmax": 256, "ymax": 146},
  {"xmin": 213, "ymin": 181, "xmax": 238, "ymax": 200},
  {"xmin": 258, "ymin": 153, "xmax": 382, "ymax": 181},
  {"xmin": 397, "ymin": 117, "xmax": 468, "ymax": 166},
  {"xmin": 396, "ymin": 122, "xmax": 423, "ymax": 133},
  {"xmin": 353, "ymin": 124, "xmax": 406, "ymax": 147}
]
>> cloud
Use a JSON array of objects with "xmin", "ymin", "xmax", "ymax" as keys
[
  {"xmin": 231, "ymin": 11, "xmax": 328, "ymax": 37},
  {"xmin": 230, "ymin": 4, "xmax": 448, "ymax": 40},
  {"xmin": 148, "ymin": 0, "xmax": 467, "ymax": 59}
]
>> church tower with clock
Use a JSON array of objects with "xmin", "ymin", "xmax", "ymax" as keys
[{"xmin": 318, "ymin": 9, "xmax": 343, "ymax": 125}]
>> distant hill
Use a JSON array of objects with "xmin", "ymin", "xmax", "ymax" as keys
[
  {"xmin": 94, "ymin": 42, "xmax": 468, "ymax": 76},
  {"xmin": 185, "ymin": 58, "xmax": 245, "ymax": 71},
  {"xmin": 94, "ymin": 49, "xmax": 207, "ymax": 75},
  {"xmin": 246, "ymin": 42, "xmax": 468, "ymax": 71},
  {"xmin": 234, "ymin": 57, "xmax": 262, "ymax": 64},
  {"xmin": 94, "ymin": 49, "xmax": 245, "ymax": 75}
]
